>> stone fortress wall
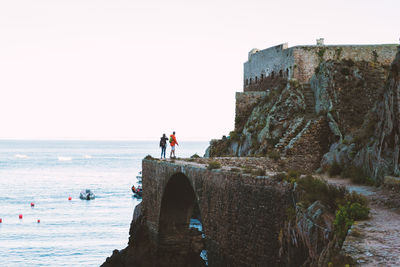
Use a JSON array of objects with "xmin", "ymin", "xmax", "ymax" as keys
[
  {"xmin": 244, "ymin": 40, "xmax": 398, "ymax": 89},
  {"xmin": 238, "ymin": 41, "xmax": 398, "ymax": 131},
  {"xmin": 244, "ymin": 43, "xmax": 294, "ymax": 91}
]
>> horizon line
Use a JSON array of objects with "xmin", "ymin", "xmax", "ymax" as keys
[{"xmin": 0, "ymin": 138, "xmax": 211, "ymax": 142}]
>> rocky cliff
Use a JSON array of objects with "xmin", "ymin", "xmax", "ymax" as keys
[{"xmin": 207, "ymin": 46, "xmax": 400, "ymax": 183}]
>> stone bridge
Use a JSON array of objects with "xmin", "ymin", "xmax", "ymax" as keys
[{"xmin": 141, "ymin": 159, "xmax": 292, "ymax": 266}]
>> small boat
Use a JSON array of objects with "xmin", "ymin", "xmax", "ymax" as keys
[
  {"xmin": 80, "ymin": 189, "xmax": 95, "ymax": 200},
  {"xmin": 131, "ymin": 185, "xmax": 143, "ymax": 198}
]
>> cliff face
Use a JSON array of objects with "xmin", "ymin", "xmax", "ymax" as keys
[
  {"xmin": 207, "ymin": 47, "xmax": 400, "ymax": 182},
  {"xmin": 207, "ymin": 79, "xmax": 330, "ymax": 173},
  {"xmin": 361, "ymin": 48, "xmax": 400, "ymax": 180},
  {"xmin": 321, "ymin": 48, "xmax": 400, "ymax": 182}
]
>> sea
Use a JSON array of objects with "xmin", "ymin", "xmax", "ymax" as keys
[{"xmin": 0, "ymin": 140, "xmax": 208, "ymax": 267}]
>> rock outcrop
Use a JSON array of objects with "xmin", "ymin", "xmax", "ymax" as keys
[
  {"xmin": 322, "ymin": 47, "xmax": 400, "ymax": 182},
  {"xmin": 207, "ymin": 46, "xmax": 400, "ymax": 182}
]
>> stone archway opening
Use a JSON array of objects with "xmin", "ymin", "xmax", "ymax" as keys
[{"xmin": 158, "ymin": 173, "xmax": 207, "ymax": 266}]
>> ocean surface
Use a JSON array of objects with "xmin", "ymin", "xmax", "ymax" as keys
[{"xmin": 0, "ymin": 140, "xmax": 208, "ymax": 267}]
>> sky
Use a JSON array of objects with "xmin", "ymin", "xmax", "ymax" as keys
[{"xmin": 0, "ymin": 0, "xmax": 399, "ymax": 141}]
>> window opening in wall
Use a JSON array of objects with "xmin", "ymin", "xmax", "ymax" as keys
[
  {"xmin": 279, "ymin": 70, "xmax": 283, "ymax": 77},
  {"xmin": 245, "ymin": 79, "xmax": 248, "ymax": 86},
  {"xmin": 255, "ymin": 76, "xmax": 258, "ymax": 83},
  {"xmin": 271, "ymin": 71, "xmax": 274, "ymax": 79},
  {"xmin": 249, "ymin": 78, "xmax": 252, "ymax": 85},
  {"xmin": 286, "ymin": 68, "xmax": 289, "ymax": 77},
  {"xmin": 261, "ymin": 74, "xmax": 264, "ymax": 80}
]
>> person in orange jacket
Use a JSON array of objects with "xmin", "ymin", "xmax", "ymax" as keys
[{"xmin": 169, "ymin": 131, "xmax": 179, "ymax": 159}]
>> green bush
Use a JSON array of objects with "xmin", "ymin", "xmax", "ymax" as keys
[
  {"xmin": 190, "ymin": 154, "xmax": 201, "ymax": 159},
  {"xmin": 334, "ymin": 205, "xmax": 354, "ymax": 246},
  {"xmin": 343, "ymin": 191, "xmax": 368, "ymax": 207},
  {"xmin": 230, "ymin": 167, "xmax": 241, "ymax": 172},
  {"xmin": 349, "ymin": 202, "xmax": 369, "ymax": 220},
  {"xmin": 287, "ymin": 170, "xmax": 300, "ymax": 180},
  {"xmin": 328, "ymin": 161, "xmax": 342, "ymax": 177},
  {"xmin": 294, "ymin": 175, "xmax": 370, "ymax": 247},
  {"xmin": 267, "ymin": 150, "xmax": 281, "ymax": 161},
  {"xmin": 341, "ymin": 165, "xmax": 374, "ymax": 185},
  {"xmin": 297, "ymin": 175, "xmax": 346, "ymax": 210},
  {"xmin": 334, "ymin": 201, "xmax": 370, "ymax": 246},
  {"xmin": 207, "ymin": 160, "xmax": 221, "ymax": 170}
]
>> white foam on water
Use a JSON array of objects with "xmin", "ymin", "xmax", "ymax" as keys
[
  {"xmin": 58, "ymin": 156, "xmax": 72, "ymax": 161},
  {"xmin": 15, "ymin": 154, "xmax": 28, "ymax": 159}
]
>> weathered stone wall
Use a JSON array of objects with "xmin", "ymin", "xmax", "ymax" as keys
[
  {"xmin": 244, "ymin": 43, "xmax": 294, "ymax": 90},
  {"xmin": 244, "ymin": 43, "xmax": 397, "ymax": 89},
  {"xmin": 142, "ymin": 160, "xmax": 291, "ymax": 266},
  {"xmin": 293, "ymin": 44, "xmax": 398, "ymax": 83},
  {"xmin": 235, "ymin": 91, "xmax": 266, "ymax": 131},
  {"xmin": 285, "ymin": 117, "xmax": 331, "ymax": 173}
]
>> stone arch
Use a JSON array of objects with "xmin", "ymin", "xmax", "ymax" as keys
[
  {"xmin": 255, "ymin": 76, "xmax": 258, "ymax": 83},
  {"xmin": 158, "ymin": 173, "xmax": 206, "ymax": 266},
  {"xmin": 279, "ymin": 69, "xmax": 283, "ymax": 77}
]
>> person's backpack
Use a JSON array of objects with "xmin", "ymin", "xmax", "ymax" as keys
[
  {"xmin": 160, "ymin": 138, "xmax": 166, "ymax": 147},
  {"xmin": 169, "ymin": 136, "xmax": 173, "ymax": 143}
]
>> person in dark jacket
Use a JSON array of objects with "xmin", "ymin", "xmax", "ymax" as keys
[{"xmin": 160, "ymin": 133, "xmax": 168, "ymax": 159}]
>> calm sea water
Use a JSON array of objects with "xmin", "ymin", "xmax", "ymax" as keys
[{"xmin": 0, "ymin": 140, "xmax": 208, "ymax": 267}]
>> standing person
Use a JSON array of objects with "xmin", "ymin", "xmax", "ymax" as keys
[
  {"xmin": 169, "ymin": 131, "xmax": 179, "ymax": 159},
  {"xmin": 160, "ymin": 133, "xmax": 168, "ymax": 159}
]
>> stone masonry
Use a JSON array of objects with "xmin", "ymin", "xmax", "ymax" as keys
[
  {"xmin": 142, "ymin": 159, "xmax": 291, "ymax": 266},
  {"xmin": 244, "ymin": 42, "xmax": 397, "ymax": 88}
]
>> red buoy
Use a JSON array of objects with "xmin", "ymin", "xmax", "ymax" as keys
[
  {"xmin": 37, "ymin": 219, "xmax": 40, "ymax": 223},
  {"xmin": 68, "ymin": 196, "xmax": 72, "ymax": 201},
  {"xmin": 19, "ymin": 214, "xmax": 23, "ymax": 219},
  {"xmin": 0, "ymin": 218, "xmax": 2, "ymax": 223},
  {"xmin": 31, "ymin": 202, "xmax": 35, "ymax": 207}
]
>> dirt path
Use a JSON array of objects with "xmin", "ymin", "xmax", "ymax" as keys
[{"xmin": 320, "ymin": 176, "xmax": 400, "ymax": 266}]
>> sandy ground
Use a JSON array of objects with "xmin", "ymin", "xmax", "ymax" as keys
[{"xmin": 320, "ymin": 176, "xmax": 400, "ymax": 266}]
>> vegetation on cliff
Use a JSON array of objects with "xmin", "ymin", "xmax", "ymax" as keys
[
  {"xmin": 278, "ymin": 173, "xmax": 369, "ymax": 266},
  {"xmin": 207, "ymin": 47, "xmax": 400, "ymax": 183}
]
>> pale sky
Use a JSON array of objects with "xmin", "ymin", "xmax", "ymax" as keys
[{"xmin": 0, "ymin": 0, "xmax": 399, "ymax": 141}]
